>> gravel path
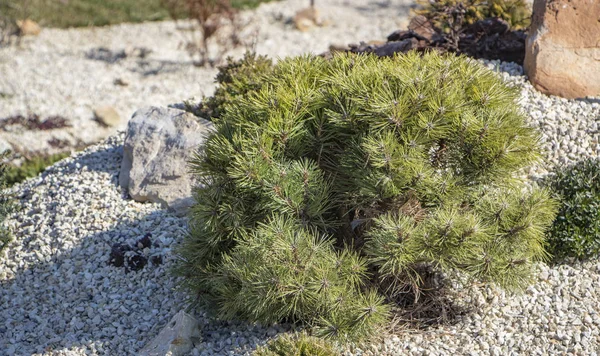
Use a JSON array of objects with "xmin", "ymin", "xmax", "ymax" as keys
[{"xmin": 1, "ymin": 1, "xmax": 600, "ymax": 355}]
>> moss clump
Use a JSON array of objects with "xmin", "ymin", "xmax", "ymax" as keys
[
  {"xmin": 545, "ymin": 158, "xmax": 600, "ymax": 260},
  {"xmin": 253, "ymin": 332, "xmax": 340, "ymax": 356},
  {"xmin": 176, "ymin": 52, "xmax": 556, "ymax": 340}
]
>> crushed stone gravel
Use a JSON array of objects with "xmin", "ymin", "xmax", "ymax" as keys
[
  {"xmin": 0, "ymin": 0, "xmax": 413, "ymax": 156},
  {"xmin": 1, "ymin": 1, "xmax": 600, "ymax": 355}
]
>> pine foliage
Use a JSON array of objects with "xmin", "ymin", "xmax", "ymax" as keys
[{"xmin": 176, "ymin": 52, "xmax": 557, "ymax": 340}]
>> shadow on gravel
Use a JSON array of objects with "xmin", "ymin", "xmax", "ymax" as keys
[
  {"xmin": 1, "ymin": 140, "xmax": 470, "ymax": 355},
  {"xmin": 0, "ymin": 141, "xmax": 279, "ymax": 355},
  {"xmin": 0, "ymin": 146, "xmax": 184, "ymax": 354},
  {"xmin": 85, "ymin": 47, "xmax": 129, "ymax": 64},
  {"xmin": 85, "ymin": 46, "xmax": 155, "ymax": 65},
  {"xmin": 0, "ymin": 216, "xmax": 188, "ymax": 354},
  {"xmin": 576, "ymin": 97, "xmax": 600, "ymax": 105},
  {"xmin": 85, "ymin": 45, "xmax": 197, "ymax": 76}
]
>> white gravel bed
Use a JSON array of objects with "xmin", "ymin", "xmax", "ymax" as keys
[
  {"xmin": 0, "ymin": 0, "xmax": 413, "ymax": 155},
  {"xmin": 1, "ymin": 0, "xmax": 600, "ymax": 354},
  {"xmin": 0, "ymin": 133, "xmax": 281, "ymax": 356},
  {"xmin": 1, "ymin": 61, "xmax": 599, "ymax": 355}
]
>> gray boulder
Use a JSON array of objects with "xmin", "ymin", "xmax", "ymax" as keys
[
  {"xmin": 139, "ymin": 310, "xmax": 201, "ymax": 356},
  {"xmin": 119, "ymin": 106, "xmax": 213, "ymax": 216}
]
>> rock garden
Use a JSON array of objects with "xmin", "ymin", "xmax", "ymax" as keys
[{"xmin": 1, "ymin": 0, "xmax": 599, "ymax": 355}]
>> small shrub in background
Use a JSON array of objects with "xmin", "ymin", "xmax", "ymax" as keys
[
  {"xmin": 253, "ymin": 332, "xmax": 340, "ymax": 356},
  {"xmin": 408, "ymin": 0, "xmax": 531, "ymax": 64},
  {"xmin": 176, "ymin": 51, "xmax": 557, "ymax": 341},
  {"xmin": 545, "ymin": 158, "xmax": 600, "ymax": 260},
  {"xmin": 161, "ymin": 0, "xmax": 241, "ymax": 66},
  {"xmin": 198, "ymin": 52, "xmax": 273, "ymax": 119},
  {"xmin": 417, "ymin": 0, "xmax": 531, "ymax": 32}
]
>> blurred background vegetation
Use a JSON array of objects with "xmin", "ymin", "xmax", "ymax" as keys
[
  {"xmin": 0, "ymin": 0, "xmax": 277, "ymax": 28},
  {"xmin": 5, "ymin": 153, "xmax": 70, "ymax": 187}
]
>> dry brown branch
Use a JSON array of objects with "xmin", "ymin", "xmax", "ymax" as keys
[{"xmin": 161, "ymin": 0, "xmax": 242, "ymax": 66}]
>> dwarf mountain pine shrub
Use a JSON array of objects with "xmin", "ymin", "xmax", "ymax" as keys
[
  {"xmin": 176, "ymin": 52, "xmax": 557, "ymax": 340},
  {"xmin": 545, "ymin": 158, "xmax": 600, "ymax": 260}
]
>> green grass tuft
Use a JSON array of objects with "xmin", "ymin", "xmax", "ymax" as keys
[
  {"xmin": 0, "ymin": 152, "xmax": 13, "ymax": 256},
  {"xmin": 5, "ymin": 152, "xmax": 70, "ymax": 187}
]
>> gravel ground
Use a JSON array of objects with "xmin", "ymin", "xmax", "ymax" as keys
[
  {"xmin": 1, "ymin": 1, "xmax": 600, "ymax": 355},
  {"xmin": 1, "ymin": 60, "xmax": 599, "ymax": 356},
  {"xmin": 0, "ymin": 134, "xmax": 285, "ymax": 355},
  {"xmin": 0, "ymin": 0, "xmax": 412, "ymax": 156}
]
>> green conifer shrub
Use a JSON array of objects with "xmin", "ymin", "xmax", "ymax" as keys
[
  {"xmin": 544, "ymin": 158, "xmax": 600, "ymax": 260},
  {"xmin": 253, "ymin": 332, "xmax": 340, "ymax": 356},
  {"xmin": 176, "ymin": 51, "xmax": 557, "ymax": 340}
]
